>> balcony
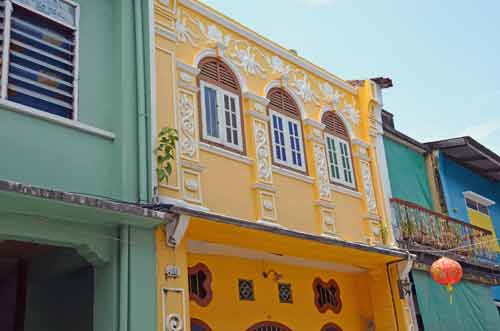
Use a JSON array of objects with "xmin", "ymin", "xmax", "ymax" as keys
[{"xmin": 391, "ymin": 198, "xmax": 498, "ymax": 265}]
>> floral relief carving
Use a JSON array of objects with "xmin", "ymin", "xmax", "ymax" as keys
[
  {"xmin": 290, "ymin": 70, "xmax": 320, "ymax": 105},
  {"xmin": 228, "ymin": 41, "xmax": 267, "ymax": 78},
  {"xmin": 254, "ymin": 121, "xmax": 272, "ymax": 182},
  {"xmin": 175, "ymin": 8, "xmax": 355, "ymax": 107},
  {"xmin": 342, "ymin": 99, "xmax": 360, "ymax": 125},
  {"xmin": 179, "ymin": 93, "xmax": 197, "ymax": 159},
  {"xmin": 175, "ymin": 10, "xmax": 200, "ymax": 46},
  {"xmin": 314, "ymin": 143, "xmax": 331, "ymax": 200},
  {"xmin": 361, "ymin": 161, "xmax": 377, "ymax": 213}
]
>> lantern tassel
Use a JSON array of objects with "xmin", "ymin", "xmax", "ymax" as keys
[{"xmin": 447, "ymin": 284, "xmax": 454, "ymax": 304}]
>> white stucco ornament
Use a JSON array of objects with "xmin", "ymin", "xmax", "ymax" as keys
[
  {"xmin": 343, "ymin": 100, "xmax": 360, "ymax": 125},
  {"xmin": 332, "ymin": 89, "xmax": 344, "ymax": 106},
  {"xmin": 313, "ymin": 143, "xmax": 331, "ymax": 200},
  {"xmin": 179, "ymin": 94, "xmax": 196, "ymax": 158},
  {"xmin": 320, "ymin": 82, "xmax": 334, "ymax": 101},
  {"xmin": 254, "ymin": 121, "xmax": 272, "ymax": 181},
  {"xmin": 267, "ymin": 56, "xmax": 291, "ymax": 75},
  {"xmin": 176, "ymin": 10, "xmax": 199, "ymax": 46},
  {"xmin": 230, "ymin": 43, "xmax": 266, "ymax": 78},
  {"xmin": 291, "ymin": 72, "xmax": 319, "ymax": 104}
]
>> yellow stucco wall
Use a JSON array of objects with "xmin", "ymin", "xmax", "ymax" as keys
[
  {"xmin": 188, "ymin": 253, "xmax": 374, "ymax": 331},
  {"xmin": 154, "ymin": 0, "xmax": 390, "ymax": 244},
  {"xmin": 467, "ymin": 208, "xmax": 500, "ymax": 252}
]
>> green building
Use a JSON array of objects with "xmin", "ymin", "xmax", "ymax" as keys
[{"xmin": 0, "ymin": 0, "xmax": 162, "ymax": 330}]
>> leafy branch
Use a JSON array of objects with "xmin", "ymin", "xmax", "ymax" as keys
[{"xmin": 156, "ymin": 127, "xmax": 179, "ymax": 184}]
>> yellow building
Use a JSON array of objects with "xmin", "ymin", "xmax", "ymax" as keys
[{"xmin": 153, "ymin": 1, "xmax": 414, "ymax": 330}]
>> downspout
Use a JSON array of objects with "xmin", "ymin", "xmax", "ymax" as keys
[
  {"xmin": 387, "ymin": 253, "xmax": 416, "ymax": 331},
  {"xmin": 119, "ymin": 225, "xmax": 130, "ymax": 331},
  {"xmin": 134, "ymin": 0, "xmax": 150, "ymax": 203}
]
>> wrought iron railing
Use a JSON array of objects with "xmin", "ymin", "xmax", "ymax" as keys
[{"xmin": 391, "ymin": 198, "xmax": 498, "ymax": 264}]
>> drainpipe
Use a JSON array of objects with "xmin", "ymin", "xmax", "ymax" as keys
[
  {"xmin": 134, "ymin": 0, "xmax": 150, "ymax": 203},
  {"xmin": 119, "ymin": 225, "xmax": 130, "ymax": 331},
  {"xmin": 387, "ymin": 253, "xmax": 417, "ymax": 331}
]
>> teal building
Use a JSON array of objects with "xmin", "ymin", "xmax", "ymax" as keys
[{"xmin": 0, "ymin": 1, "xmax": 162, "ymax": 330}]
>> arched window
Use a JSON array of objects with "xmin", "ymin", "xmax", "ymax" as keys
[
  {"xmin": 188, "ymin": 263, "xmax": 213, "ymax": 306},
  {"xmin": 191, "ymin": 318, "xmax": 211, "ymax": 331},
  {"xmin": 267, "ymin": 88, "xmax": 306, "ymax": 172},
  {"xmin": 248, "ymin": 321, "xmax": 292, "ymax": 331},
  {"xmin": 322, "ymin": 111, "xmax": 355, "ymax": 189},
  {"xmin": 321, "ymin": 323, "xmax": 343, "ymax": 331},
  {"xmin": 198, "ymin": 57, "xmax": 244, "ymax": 152}
]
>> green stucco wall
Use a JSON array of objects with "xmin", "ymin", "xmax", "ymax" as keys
[
  {"xmin": 0, "ymin": 0, "xmax": 153, "ymax": 203},
  {"xmin": 384, "ymin": 137, "xmax": 434, "ymax": 209}
]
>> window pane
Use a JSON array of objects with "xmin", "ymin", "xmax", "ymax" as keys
[
  {"xmin": 288, "ymin": 121, "xmax": 302, "ymax": 168},
  {"xmin": 204, "ymin": 86, "xmax": 219, "ymax": 138},
  {"xmin": 7, "ymin": 4, "xmax": 76, "ymax": 118},
  {"xmin": 477, "ymin": 204, "xmax": 489, "ymax": 215},
  {"xmin": 326, "ymin": 137, "xmax": 340, "ymax": 180},
  {"xmin": 272, "ymin": 114, "xmax": 287, "ymax": 162}
]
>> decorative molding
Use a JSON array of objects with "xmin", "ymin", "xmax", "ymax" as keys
[
  {"xmin": 351, "ymin": 138, "xmax": 370, "ymax": 149},
  {"xmin": 252, "ymin": 182, "xmax": 277, "ymax": 193},
  {"xmin": 342, "ymin": 99, "xmax": 360, "ymax": 125},
  {"xmin": 176, "ymin": 60, "xmax": 201, "ymax": 76},
  {"xmin": 365, "ymin": 214, "xmax": 381, "ymax": 222},
  {"xmin": 303, "ymin": 118, "xmax": 326, "ymax": 130},
  {"xmin": 181, "ymin": 159, "xmax": 205, "ymax": 172},
  {"xmin": 331, "ymin": 184, "xmax": 362, "ymax": 199},
  {"xmin": 257, "ymin": 220, "xmax": 284, "ymax": 228},
  {"xmin": 155, "ymin": 24, "xmax": 178, "ymax": 42},
  {"xmin": 246, "ymin": 110, "xmax": 270, "ymax": 122},
  {"xmin": 354, "ymin": 151, "xmax": 371, "ymax": 162},
  {"xmin": 179, "ymin": 72, "xmax": 194, "ymax": 83},
  {"xmin": 253, "ymin": 120, "xmax": 273, "ymax": 183},
  {"xmin": 258, "ymin": 191, "xmax": 277, "ymax": 222},
  {"xmin": 177, "ymin": 81, "xmax": 200, "ymax": 93},
  {"xmin": 315, "ymin": 200, "xmax": 336, "ymax": 209},
  {"xmin": 463, "ymin": 191, "xmax": 496, "ymax": 207},
  {"xmin": 361, "ymin": 161, "xmax": 378, "ymax": 214},
  {"xmin": 243, "ymin": 91, "xmax": 270, "ymax": 106},
  {"xmin": 272, "ymin": 166, "xmax": 314, "ymax": 184},
  {"xmin": 177, "ymin": 2, "xmax": 356, "ymax": 93},
  {"xmin": 182, "ymin": 169, "xmax": 203, "ymax": 204},
  {"xmin": 199, "ymin": 142, "xmax": 253, "ymax": 165},
  {"xmin": 313, "ymin": 143, "xmax": 332, "ymax": 200},
  {"xmin": 178, "ymin": 92, "xmax": 197, "ymax": 159}
]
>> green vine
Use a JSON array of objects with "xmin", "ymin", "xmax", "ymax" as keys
[{"xmin": 156, "ymin": 127, "xmax": 179, "ymax": 184}]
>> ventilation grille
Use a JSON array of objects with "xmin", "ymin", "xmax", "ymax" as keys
[
  {"xmin": 199, "ymin": 57, "xmax": 239, "ymax": 91},
  {"xmin": 248, "ymin": 322, "xmax": 291, "ymax": 331},
  {"xmin": 322, "ymin": 112, "xmax": 348, "ymax": 138},
  {"xmin": 268, "ymin": 88, "xmax": 300, "ymax": 118}
]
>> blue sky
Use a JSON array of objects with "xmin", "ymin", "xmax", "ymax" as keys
[{"xmin": 200, "ymin": 0, "xmax": 500, "ymax": 153}]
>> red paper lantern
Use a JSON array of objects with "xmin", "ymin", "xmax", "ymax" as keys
[{"xmin": 430, "ymin": 257, "xmax": 463, "ymax": 304}]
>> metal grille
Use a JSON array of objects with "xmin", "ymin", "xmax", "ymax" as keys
[
  {"xmin": 238, "ymin": 279, "xmax": 254, "ymax": 301},
  {"xmin": 278, "ymin": 283, "xmax": 292, "ymax": 304},
  {"xmin": 189, "ymin": 270, "xmax": 207, "ymax": 299}
]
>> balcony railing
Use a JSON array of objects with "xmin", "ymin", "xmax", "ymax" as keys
[{"xmin": 391, "ymin": 198, "xmax": 498, "ymax": 264}]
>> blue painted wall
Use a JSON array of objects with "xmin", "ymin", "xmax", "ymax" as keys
[{"xmin": 437, "ymin": 152, "xmax": 500, "ymax": 300}]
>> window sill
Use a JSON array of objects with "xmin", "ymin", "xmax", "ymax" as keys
[
  {"xmin": 272, "ymin": 165, "xmax": 314, "ymax": 184},
  {"xmin": 330, "ymin": 184, "xmax": 361, "ymax": 199},
  {"xmin": 0, "ymin": 99, "xmax": 115, "ymax": 140},
  {"xmin": 199, "ymin": 142, "xmax": 253, "ymax": 165}
]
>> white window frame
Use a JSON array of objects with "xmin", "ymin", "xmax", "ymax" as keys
[
  {"xmin": 200, "ymin": 80, "xmax": 243, "ymax": 152},
  {"xmin": 0, "ymin": 0, "xmax": 80, "ymax": 119},
  {"xmin": 270, "ymin": 109, "xmax": 306, "ymax": 172},
  {"xmin": 325, "ymin": 133, "xmax": 356, "ymax": 189},
  {"xmin": 463, "ymin": 191, "xmax": 495, "ymax": 216}
]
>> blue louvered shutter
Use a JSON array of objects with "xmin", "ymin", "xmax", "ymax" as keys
[{"xmin": 1, "ymin": 0, "xmax": 78, "ymax": 119}]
